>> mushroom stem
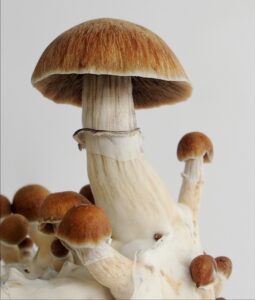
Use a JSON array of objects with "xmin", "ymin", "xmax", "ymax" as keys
[
  {"xmin": 80, "ymin": 75, "xmax": 179, "ymax": 242},
  {"xmin": 178, "ymin": 156, "xmax": 204, "ymax": 236},
  {"xmin": 74, "ymin": 242, "xmax": 134, "ymax": 299},
  {"xmin": 0, "ymin": 244, "xmax": 20, "ymax": 263}
]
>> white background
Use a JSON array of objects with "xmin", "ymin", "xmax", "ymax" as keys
[{"xmin": 1, "ymin": 0, "xmax": 254, "ymax": 299}]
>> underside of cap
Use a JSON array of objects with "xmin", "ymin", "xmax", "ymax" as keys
[{"xmin": 32, "ymin": 18, "xmax": 192, "ymax": 108}]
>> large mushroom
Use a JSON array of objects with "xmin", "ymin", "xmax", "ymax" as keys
[{"xmin": 32, "ymin": 18, "xmax": 192, "ymax": 243}]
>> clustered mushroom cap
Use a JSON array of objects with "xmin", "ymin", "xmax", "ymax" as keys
[
  {"xmin": 40, "ymin": 191, "xmax": 90, "ymax": 222},
  {"xmin": 12, "ymin": 184, "xmax": 50, "ymax": 222},
  {"xmin": 0, "ymin": 214, "xmax": 28, "ymax": 245},
  {"xmin": 18, "ymin": 237, "xmax": 34, "ymax": 250},
  {"xmin": 215, "ymin": 256, "xmax": 232, "ymax": 279},
  {"xmin": 56, "ymin": 204, "xmax": 112, "ymax": 248},
  {"xmin": 190, "ymin": 254, "xmax": 217, "ymax": 287},
  {"xmin": 0, "ymin": 194, "xmax": 12, "ymax": 218},
  {"xmin": 79, "ymin": 184, "xmax": 95, "ymax": 205},
  {"xmin": 177, "ymin": 132, "xmax": 214, "ymax": 163},
  {"xmin": 50, "ymin": 238, "xmax": 69, "ymax": 258},
  {"xmin": 31, "ymin": 18, "xmax": 192, "ymax": 109}
]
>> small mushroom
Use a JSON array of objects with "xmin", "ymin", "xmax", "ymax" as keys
[
  {"xmin": 0, "ymin": 214, "xmax": 28, "ymax": 263},
  {"xmin": 12, "ymin": 184, "xmax": 50, "ymax": 246},
  {"xmin": 190, "ymin": 254, "xmax": 217, "ymax": 288},
  {"xmin": 177, "ymin": 132, "xmax": 213, "ymax": 239},
  {"xmin": 50, "ymin": 238, "xmax": 73, "ymax": 271},
  {"xmin": 79, "ymin": 184, "xmax": 95, "ymax": 205},
  {"xmin": 215, "ymin": 256, "xmax": 232, "ymax": 279},
  {"xmin": 56, "ymin": 204, "xmax": 134, "ymax": 299},
  {"xmin": 0, "ymin": 194, "xmax": 12, "ymax": 222},
  {"xmin": 18, "ymin": 237, "xmax": 35, "ymax": 263}
]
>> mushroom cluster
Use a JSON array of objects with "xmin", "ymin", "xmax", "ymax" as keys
[{"xmin": 1, "ymin": 18, "xmax": 232, "ymax": 299}]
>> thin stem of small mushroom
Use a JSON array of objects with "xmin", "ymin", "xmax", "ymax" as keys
[
  {"xmin": 178, "ymin": 157, "xmax": 204, "ymax": 240},
  {"xmin": 70, "ymin": 242, "xmax": 134, "ymax": 299},
  {"xmin": 82, "ymin": 75, "xmax": 180, "ymax": 242}
]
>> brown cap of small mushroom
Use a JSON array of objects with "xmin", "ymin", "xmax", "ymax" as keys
[
  {"xmin": 0, "ymin": 194, "xmax": 12, "ymax": 219},
  {"xmin": 215, "ymin": 256, "xmax": 232, "ymax": 279},
  {"xmin": 0, "ymin": 214, "xmax": 28, "ymax": 245},
  {"xmin": 40, "ymin": 191, "xmax": 90, "ymax": 223},
  {"xmin": 177, "ymin": 132, "xmax": 213, "ymax": 163},
  {"xmin": 50, "ymin": 239, "xmax": 69, "ymax": 258},
  {"xmin": 56, "ymin": 204, "xmax": 112, "ymax": 248},
  {"xmin": 18, "ymin": 237, "xmax": 34, "ymax": 250},
  {"xmin": 31, "ymin": 18, "xmax": 192, "ymax": 109},
  {"xmin": 190, "ymin": 254, "xmax": 217, "ymax": 288},
  {"xmin": 79, "ymin": 184, "xmax": 95, "ymax": 205},
  {"xmin": 216, "ymin": 298, "xmax": 226, "ymax": 300},
  {"xmin": 12, "ymin": 184, "xmax": 50, "ymax": 222}
]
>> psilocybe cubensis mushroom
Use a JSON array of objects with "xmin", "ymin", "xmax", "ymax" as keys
[{"xmin": 0, "ymin": 18, "xmax": 232, "ymax": 300}]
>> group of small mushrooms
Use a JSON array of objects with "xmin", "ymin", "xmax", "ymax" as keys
[{"xmin": 1, "ymin": 18, "xmax": 232, "ymax": 299}]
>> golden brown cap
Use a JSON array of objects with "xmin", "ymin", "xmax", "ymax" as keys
[
  {"xmin": 177, "ymin": 132, "xmax": 213, "ymax": 163},
  {"xmin": 40, "ymin": 191, "xmax": 90, "ymax": 223},
  {"xmin": 190, "ymin": 254, "xmax": 217, "ymax": 288},
  {"xmin": 12, "ymin": 184, "xmax": 50, "ymax": 222},
  {"xmin": 56, "ymin": 204, "xmax": 112, "ymax": 248},
  {"xmin": 50, "ymin": 238, "xmax": 69, "ymax": 258},
  {"xmin": 0, "ymin": 194, "xmax": 12, "ymax": 218},
  {"xmin": 32, "ymin": 18, "xmax": 192, "ymax": 109},
  {"xmin": 216, "ymin": 297, "xmax": 226, "ymax": 300},
  {"xmin": 0, "ymin": 214, "xmax": 28, "ymax": 245},
  {"xmin": 215, "ymin": 256, "xmax": 232, "ymax": 279},
  {"xmin": 79, "ymin": 184, "xmax": 95, "ymax": 205},
  {"xmin": 18, "ymin": 237, "xmax": 34, "ymax": 249}
]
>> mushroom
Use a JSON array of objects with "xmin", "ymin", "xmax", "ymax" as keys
[
  {"xmin": 190, "ymin": 254, "xmax": 217, "ymax": 288},
  {"xmin": 0, "ymin": 194, "xmax": 12, "ymax": 223},
  {"xmin": 39, "ymin": 191, "xmax": 89, "ymax": 234},
  {"xmin": 18, "ymin": 237, "xmax": 35, "ymax": 263},
  {"xmin": 50, "ymin": 238, "xmax": 73, "ymax": 271},
  {"xmin": 177, "ymin": 132, "xmax": 213, "ymax": 240},
  {"xmin": 79, "ymin": 184, "xmax": 95, "ymax": 205},
  {"xmin": 38, "ymin": 191, "xmax": 88, "ymax": 267},
  {"xmin": 0, "ymin": 214, "xmax": 29, "ymax": 263},
  {"xmin": 213, "ymin": 256, "xmax": 232, "ymax": 296},
  {"xmin": 31, "ymin": 18, "xmax": 192, "ymax": 243},
  {"xmin": 12, "ymin": 184, "xmax": 50, "ymax": 246},
  {"xmin": 56, "ymin": 204, "xmax": 134, "ymax": 299}
]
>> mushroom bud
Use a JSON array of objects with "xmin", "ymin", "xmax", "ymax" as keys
[
  {"xmin": 0, "ymin": 194, "xmax": 12, "ymax": 222},
  {"xmin": 215, "ymin": 256, "xmax": 232, "ymax": 279},
  {"xmin": 190, "ymin": 254, "xmax": 217, "ymax": 288},
  {"xmin": 79, "ymin": 184, "xmax": 95, "ymax": 205},
  {"xmin": 0, "ymin": 214, "xmax": 28, "ymax": 263},
  {"xmin": 18, "ymin": 237, "xmax": 35, "ymax": 263}
]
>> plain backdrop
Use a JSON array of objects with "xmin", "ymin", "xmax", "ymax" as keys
[{"xmin": 1, "ymin": 0, "xmax": 255, "ymax": 299}]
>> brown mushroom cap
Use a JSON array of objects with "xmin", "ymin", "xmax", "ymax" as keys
[
  {"xmin": 215, "ymin": 256, "xmax": 232, "ymax": 279},
  {"xmin": 12, "ymin": 184, "xmax": 50, "ymax": 222},
  {"xmin": 40, "ymin": 191, "xmax": 90, "ymax": 223},
  {"xmin": 31, "ymin": 18, "xmax": 192, "ymax": 109},
  {"xmin": 177, "ymin": 132, "xmax": 213, "ymax": 163},
  {"xmin": 216, "ymin": 297, "xmax": 226, "ymax": 300},
  {"xmin": 56, "ymin": 204, "xmax": 112, "ymax": 248},
  {"xmin": 50, "ymin": 238, "xmax": 69, "ymax": 258},
  {"xmin": 0, "ymin": 214, "xmax": 28, "ymax": 245},
  {"xmin": 18, "ymin": 237, "xmax": 34, "ymax": 249},
  {"xmin": 0, "ymin": 194, "xmax": 12, "ymax": 218},
  {"xmin": 79, "ymin": 184, "xmax": 95, "ymax": 205},
  {"xmin": 190, "ymin": 254, "xmax": 217, "ymax": 287}
]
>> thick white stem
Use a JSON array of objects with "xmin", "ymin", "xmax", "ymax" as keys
[
  {"xmin": 81, "ymin": 75, "xmax": 179, "ymax": 242},
  {"xmin": 76, "ymin": 243, "xmax": 134, "ymax": 299},
  {"xmin": 178, "ymin": 157, "xmax": 204, "ymax": 240}
]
